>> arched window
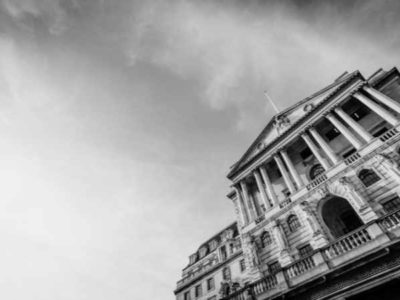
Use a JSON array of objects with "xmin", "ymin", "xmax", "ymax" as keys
[
  {"xmin": 287, "ymin": 214, "xmax": 301, "ymax": 232},
  {"xmin": 261, "ymin": 231, "xmax": 272, "ymax": 248},
  {"xmin": 358, "ymin": 169, "xmax": 381, "ymax": 187},
  {"xmin": 309, "ymin": 164, "xmax": 325, "ymax": 180}
]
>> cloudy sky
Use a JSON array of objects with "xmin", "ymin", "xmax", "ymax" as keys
[{"xmin": 0, "ymin": 0, "xmax": 400, "ymax": 299}]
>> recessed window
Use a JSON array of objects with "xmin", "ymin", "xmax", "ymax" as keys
[
  {"xmin": 239, "ymin": 259, "xmax": 246, "ymax": 272},
  {"xmin": 195, "ymin": 284, "xmax": 202, "ymax": 298},
  {"xmin": 350, "ymin": 106, "xmax": 369, "ymax": 121},
  {"xmin": 300, "ymin": 147, "xmax": 312, "ymax": 160},
  {"xmin": 309, "ymin": 164, "xmax": 325, "ymax": 180},
  {"xmin": 342, "ymin": 148, "xmax": 357, "ymax": 158},
  {"xmin": 184, "ymin": 291, "xmax": 191, "ymax": 300},
  {"xmin": 207, "ymin": 277, "xmax": 215, "ymax": 291},
  {"xmin": 287, "ymin": 214, "xmax": 301, "ymax": 232},
  {"xmin": 382, "ymin": 196, "xmax": 400, "ymax": 213},
  {"xmin": 325, "ymin": 128, "xmax": 340, "ymax": 141},
  {"xmin": 358, "ymin": 169, "xmax": 381, "ymax": 187},
  {"xmin": 298, "ymin": 243, "xmax": 313, "ymax": 258},
  {"xmin": 261, "ymin": 231, "xmax": 272, "ymax": 248},
  {"xmin": 373, "ymin": 127, "xmax": 389, "ymax": 137},
  {"xmin": 268, "ymin": 261, "xmax": 281, "ymax": 274},
  {"xmin": 222, "ymin": 266, "xmax": 231, "ymax": 280}
]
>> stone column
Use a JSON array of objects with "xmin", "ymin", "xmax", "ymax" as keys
[
  {"xmin": 281, "ymin": 149, "xmax": 304, "ymax": 189},
  {"xmin": 253, "ymin": 169, "xmax": 270, "ymax": 211},
  {"xmin": 233, "ymin": 186, "xmax": 248, "ymax": 226},
  {"xmin": 325, "ymin": 112, "xmax": 364, "ymax": 149},
  {"xmin": 274, "ymin": 153, "xmax": 296, "ymax": 194},
  {"xmin": 309, "ymin": 127, "xmax": 340, "ymax": 164},
  {"xmin": 364, "ymin": 86, "xmax": 400, "ymax": 115},
  {"xmin": 299, "ymin": 202, "xmax": 329, "ymax": 248},
  {"xmin": 240, "ymin": 181, "xmax": 256, "ymax": 222},
  {"xmin": 334, "ymin": 107, "xmax": 373, "ymax": 142},
  {"xmin": 353, "ymin": 92, "xmax": 398, "ymax": 126},
  {"xmin": 272, "ymin": 220, "xmax": 293, "ymax": 266},
  {"xmin": 301, "ymin": 132, "xmax": 331, "ymax": 170},
  {"xmin": 259, "ymin": 166, "xmax": 278, "ymax": 208}
]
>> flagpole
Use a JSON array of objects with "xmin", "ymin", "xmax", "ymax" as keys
[{"xmin": 264, "ymin": 90, "xmax": 280, "ymax": 114}]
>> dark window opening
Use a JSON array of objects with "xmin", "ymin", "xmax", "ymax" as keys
[
  {"xmin": 298, "ymin": 243, "xmax": 313, "ymax": 258},
  {"xmin": 287, "ymin": 214, "xmax": 301, "ymax": 232},
  {"xmin": 261, "ymin": 231, "xmax": 272, "ymax": 248},
  {"xmin": 342, "ymin": 148, "xmax": 357, "ymax": 158},
  {"xmin": 184, "ymin": 291, "xmax": 191, "ymax": 300},
  {"xmin": 268, "ymin": 261, "xmax": 281, "ymax": 274},
  {"xmin": 382, "ymin": 196, "xmax": 400, "ymax": 213},
  {"xmin": 358, "ymin": 169, "xmax": 381, "ymax": 187},
  {"xmin": 222, "ymin": 267, "xmax": 231, "ymax": 280},
  {"xmin": 300, "ymin": 148, "xmax": 312, "ymax": 160},
  {"xmin": 239, "ymin": 259, "xmax": 246, "ymax": 272},
  {"xmin": 373, "ymin": 127, "xmax": 389, "ymax": 137},
  {"xmin": 195, "ymin": 285, "xmax": 202, "ymax": 298},
  {"xmin": 325, "ymin": 128, "xmax": 340, "ymax": 141},
  {"xmin": 350, "ymin": 105, "xmax": 369, "ymax": 121}
]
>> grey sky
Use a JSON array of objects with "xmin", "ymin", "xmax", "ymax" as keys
[{"xmin": 0, "ymin": 1, "xmax": 399, "ymax": 299}]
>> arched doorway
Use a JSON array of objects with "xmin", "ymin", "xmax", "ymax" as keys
[{"xmin": 321, "ymin": 196, "xmax": 363, "ymax": 238}]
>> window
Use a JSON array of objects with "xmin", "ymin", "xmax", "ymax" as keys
[
  {"xmin": 298, "ymin": 243, "xmax": 313, "ymax": 258},
  {"xmin": 309, "ymin": 164, "xmax": 325, "ymax": 180},
  {"xmin": 358, "ymin": 169, "xmax": 381, "ymax": 187},
  {"xmin": 261, "ymin": 231, "xmax": 272, "ymax": 248},
  {"xmin": 239, "ymin": 259, "xmax": 246, "ymax": 272},
  {"xmin": 382, "ymin": 196, "xmax": 400, "ymax": 213},
  {"xmin": 220, "ymin": 245, "xmax": 227, "ymax": 261},
  {"xmin": 300, "ymin": 148, "xmax": 312, "ymax": 160},
  {"xmin": 222, "ymin": 266, "xmax": 231, "ymax": 280},
  {"xmin": 195, "ymin": 284, "xmax": 202, "ymax": 298},
  {"xmin": 350, "ymin": 106, "xmax": 369, "ymax": 121},
  {"xmin": 373, "ymin": 127, "xmax": 389, "ymax": 137},
  {"xmin": 207, "ymin": 277, "xmax": 215, "ymax": 291},
  {"xmin": 287, "ymin": 214, "xmax": 301, "ymax": 232},
  {"xmin": 184, "ymin": 291, "xmax": 191, "ymax": 300},
  {"xmin": 342, "ymin": 148, "xmax": 357, "ymax": 158},
  {"xmin": 268, "ymin": 261, "xmax": 281, "ymax": 274},
  {"xmin": 325, "ymin": 128, "xmax": 340, "ymax": 141}
]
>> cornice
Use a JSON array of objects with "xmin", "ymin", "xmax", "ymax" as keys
[
  {"xmin": 229, "ymin": 79, "xmax": 366, "ymax": 183},
  {"xmin": 227, "ymin": 71, "xmax": 363, "ymax": 180}
]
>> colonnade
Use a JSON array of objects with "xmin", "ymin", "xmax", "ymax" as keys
[{"xmin": 234, "ymin": 87, "xmax": 400, "ymax": 225}]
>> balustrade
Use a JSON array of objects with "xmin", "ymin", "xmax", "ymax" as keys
[
  {"xmin": 279, "ymin": 197, "xmax": 292, "ymax": 208},
  {"xmin": 323, "ymin": 227, "xmax": 371, "ymax": 259},
  {"xmin": 221, "ymin": 275, "xmax": 277, "ymax": 300},
  {"xmin": 344, "ymin": 152, "xmax": 361, "ymax": 165},
  {"xmin": 285, "ymin": 255, "xmax": 316, "ymax": 278},
  {"xmin": 379, "ymin": 128, "xmax": 399, "ymax": 142},
  {"xmin": 379, "ymin": 209, "xmax": 400, "ymax": 231},
  {"xmin": 306, "ymin": 173, "xmax": 328, "ymax": 191}
]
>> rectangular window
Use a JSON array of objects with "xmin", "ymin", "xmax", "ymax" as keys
[
  {"xmin": 184, "ymin": 291, "xmax": 191, "ymax": 300},
  {"xmin": 207, "ymin": 277, "xmax": 215, "ymax": 291},
  {"xmin": 373, "ymin": 127, "xmax": 388, "ymax": 137},
  {"xmin": 300, "ymin": 148, "xmax": 312, "ymax": 160},
  {"xmin": 342, "ymin": 148, "xmax": 357, "ymax": 158},
  {"xmin": 350, "ymin": 106, "xmax": 369, "ymax": 121},
  {"xmin": 298, "ymin": 243, "xmax": 313, "ymax": 258},
  {"xmin": 195, "ymin": 284, "xmax": 202, "ymax": 298},
  {"xmin": 222, "ymin": 267, "xmax": 231, "ymax": 280},
  {"xmin": 382, "ymin": 196, "xmax": 400, "ymax": 213},
  {"xmin": 239, "ymin": 259, "xmax": 246, "ymax": 272},
  {"xmin": 325, "ymin": 128, "xmax": 340, "ymax": 141},
  {"xmin": 268, "ymin": 261, "xmax": 281, "ymax": 274}
]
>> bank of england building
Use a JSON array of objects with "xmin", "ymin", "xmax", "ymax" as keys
[{"xmin": 175, "ymin": 67, "xmax": 400, "ymax": 300}]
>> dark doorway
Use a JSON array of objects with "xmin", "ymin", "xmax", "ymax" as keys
[{"xmin": 321, "ymin": 197, "xmax": 363, "ymax": 238}]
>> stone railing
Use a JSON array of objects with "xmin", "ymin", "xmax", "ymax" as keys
[
  {"xmin": 344, "ymin": 152, "xmax": 361, "ymax": 165},
  {"xmin": 379, "ymin": 127, "xmax": 399, "ymax": 142},
  {"xmin": 379, "ymin": 209, "xmax": 400, "ymax": 231},
  {"xmin": 285, "ymin": 255, "xmax": 316, "ymax": 278},
  {"xmin": 221, "ymin": 275, "xmax": 277, "ymax": 300},
  {"xmin": 323, "ymin": 227, "xmax": 371, "ymax": 259},
  {"xmin": 279, "ymin": 197, "xmax": 292, "ymax": 208},
  {"xmin": 306, "ymin": 173, "xmax": 328, "ymax": 191}
]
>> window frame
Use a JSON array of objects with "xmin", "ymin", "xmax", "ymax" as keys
[
  {"xmin": 195, "ymin": 284, "xmax": 202, "ymax": 298},
  {"xmin": 382, "ymin": 195, "xmax": 400, "ymax": 213},
  {"xmin": 287, "ymin": 214, "xmax": 301, "ymax": 233},
  {"xmin": 358, "ymin": 168, "xmax": 381, "ymax": 188},
  {"xmin": 239, "ymin": 259, "xmax": 246, "ymax": 272},
  {"xmin": 206, "ymin": 277, "xmax": 215, "ymax": 291}
]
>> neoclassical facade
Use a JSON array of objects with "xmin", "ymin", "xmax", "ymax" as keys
[{"xmin": 175, "ymin": 67, "xmax": 400, "ymax": 300}]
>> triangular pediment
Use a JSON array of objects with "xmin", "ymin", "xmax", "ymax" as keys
[{"xmin": 229, "ymin": 71, "xmax": 360, "ymax": 176}]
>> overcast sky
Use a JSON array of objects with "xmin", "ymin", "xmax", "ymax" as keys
[{"xmin": 0, "ymin": 1, "xmax": 400, "ymax": 299}]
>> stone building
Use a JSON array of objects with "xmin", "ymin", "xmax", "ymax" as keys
[{"xmin": 175, "ymin": 67, "xmax": 400, "ymax": 300}]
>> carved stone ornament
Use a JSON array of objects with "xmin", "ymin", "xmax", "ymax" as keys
[
  {"xmin": 209, "ymin": 239, "xmax": 218, "ymax": 251},
  {"xmin": 303, "ymin": 103, "xmax": 315, "ymax": 112},
  {"xmin": 222, "ymin": 229, "xmax": 234, "ymax": 241},
  {"xmin": 374, "ymin": 153, "xmax": 400, "ymax": 173},
  {"xmin": 316, "ymin": 186, "xmax": 329, "ymax": 198},
  {"xmin": 249, "ymin": 237, "xmax": 261, "ymax": 267},
  {"xmin": 199, "ymin": 246, "xmax": 208, "ymax": 258},
  {"xmin": 273, "ymin": 115, "xmax": 291, "ymax": 130}
]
